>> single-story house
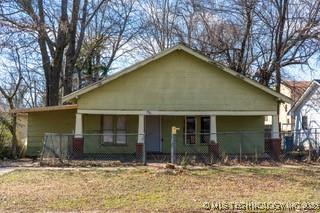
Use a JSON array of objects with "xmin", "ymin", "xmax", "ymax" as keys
[
  {"xmin": 15, "ymin": 44, "xmax": 291, "ymax": 160},
  {"xmin": 290, "ymin": 80, "xmax": 320, "ymax": 149}
]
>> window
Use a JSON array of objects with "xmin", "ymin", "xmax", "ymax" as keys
[
  {"xmin": 302, "ymin": 116, "xmax": 308, "ymax": 130},
  {"xmin": 103, "ymin": 116, "xmax": 113, "ymax": 143},
  {"xmin": 185, "ymin": 116, "xmax": 196, "ymax": 144},
  {"xmin": 200, "ymin": 117, "xmax": 210, "ymax": 143},
  {"xmin": 102, "ymin": 115, "xmax": 127, "ymax": 144},
  {"xmin": 116, "ymin": 116, "xmax": 126, "ymax": 144}
]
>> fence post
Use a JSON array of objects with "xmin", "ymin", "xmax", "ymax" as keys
[
  {"xmin": 239, "ymin": 133, "xmax": 242, "ymax": 163},
  {"xmin": 255, "ymin": 146, "xmax": 258, "ymax": 163},
  {"xmin": 142, "ymin": 136, "xmax": 146, "ymax": 165},
  {"xmin": 40, "ymin": 134, "xmax": 48, "ymax": 163},
  {"xmin": 315, "ymin": 129, "xmax": 318, "ymax": 152},
  {"xmin": 59, "ymin": 134, "xmax": 62, "ymax": 159},
  {"xmin": 171, "ymin": 126, "xmax": 179, "ymax": 164},
  {"xmin": 171, "ymin": 133, "xmax": 176, "ymax": 164}
]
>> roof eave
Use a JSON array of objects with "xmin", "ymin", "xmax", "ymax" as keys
[
  {"xmin": 10, "ymin": 104, "xmax": 78, "ymax": 113},
  {"xmin": 289, "ymin": 80, "xmax": 320, "ymax": 114}
]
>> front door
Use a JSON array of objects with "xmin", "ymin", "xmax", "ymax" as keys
[{"xmin": 145, "ymin": 115, "xmax": 161, "ymax": 153}]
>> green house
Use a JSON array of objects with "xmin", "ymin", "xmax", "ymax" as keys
[{"xmin": 18, "ymin": 44, "xmax": 291, "ymax": 160}]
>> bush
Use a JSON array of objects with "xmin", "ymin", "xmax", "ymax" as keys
[{"xmin": 0, "ymin": 124, "xmax": 12, "ymax": 158}]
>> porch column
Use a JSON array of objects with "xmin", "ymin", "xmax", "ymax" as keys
[
  {"xmin": 210, "ymin": 115, "xmax": 217, "ymax": 143},
  {"xmin": 136, "ymin": 114, "xmax": 145, "ymax": 164},
  {"xmin": 75, "ymin": 113, "xmax": 83, "ymax": 138},
  {"xmin": 209, "ymin": 115, "xmax": 219, "ymax": 161},
  {"xmin": 138, "ymin": 114, "xmax": 145, "ymax": 143},
  {"xmin": 73, "ymin": 113, "xmax": 84, "ymax": 154},
  {"xmin": 271, "ymin": 114, "xmax": 280, "ymax": 138},
  {"xmin": 269, "ymin": 114, "xmax": 281, "ymax": 161}
]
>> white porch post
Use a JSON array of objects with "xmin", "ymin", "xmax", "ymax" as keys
[
  {"xmin": 272, "ymin": 114, "xmax": 280, "ymax": 138},
  {"xmin": 210, "ymin": 115, "xmax": 217, "ymax": 143},
  {"xmin": 138, "ymin": 114, "xmax": 145, "ymax": 143},
  {"xmin": 75, "ymin": 113, "xmax": 83, "ymax": 138},
  {"xmin": 137, "ymin": 114, "xmax": 146, "ymax": 164}
]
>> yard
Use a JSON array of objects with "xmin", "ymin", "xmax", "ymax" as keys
[{"xmin": 0, "ymin": 165, "xmax": 320, "ymax": 212}]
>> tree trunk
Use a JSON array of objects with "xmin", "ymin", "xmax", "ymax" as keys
[
  {"xmin": 45, "ymin": 67, "xmax": 61, "ymax": 106},
  {"xmin": 10, "ymin": 113, "xmax": 17, "ymax": 159}
]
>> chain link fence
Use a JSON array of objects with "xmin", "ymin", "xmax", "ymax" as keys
[
  {"xmin": 40, "ymin": 133, "xmax": 145, "ymax": 165},
  {"xmin": 39, "ymin": 129, "xmax": 320, "ymax": 166}
]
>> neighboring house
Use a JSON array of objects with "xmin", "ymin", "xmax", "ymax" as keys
[
  {"xmin": 13, "ymin": 44, "xmax": 291, "ymax": 158},
  {"xmin": 290, "ymin": 80, "xmax": 320, "ymax": 149},
  {"xmin": 265, "ymin": 81, "xmax": 309, "ymax": 132}
]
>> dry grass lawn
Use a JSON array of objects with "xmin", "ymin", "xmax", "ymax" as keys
[{"xmin": 0, "ymin": 166, "xmax": 319, "ymax": 212}]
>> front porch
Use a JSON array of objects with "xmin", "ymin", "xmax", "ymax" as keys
[{"xmin": 66, "ymin": 110, "xmax": 281, "ymax": 162}]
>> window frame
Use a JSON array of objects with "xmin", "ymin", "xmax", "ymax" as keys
[
  {"xmin": 200, "ymin": 116, "xmax": 210, "ymax": 144},
  {"xmin": 184, "ymin": 116, "xmax": 197, "ymax": 145},
  {"xmin": 302, "ymin": 115, "xmax": 308, "ymax": 130},
  {"xmin": 101, "ymin": 115, "xmax": 128, "ymax": 146},
  {"xmin": 115, "ymin": 116, "xmax": 127, "ymax": 145},
  {"xmin": 102, "ymin": 115, "xmax": 114, "ymax": 144}
]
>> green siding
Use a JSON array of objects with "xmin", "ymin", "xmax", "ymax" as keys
[
  {"xmin": 27, "ymin": 109, "xmax": 76, "ymax": 156},
  {"xmin": 82, "ymin": 115, "xmax": 138, "ymax": 154},
  {"xmin": 77, "ymin": 50, "xmax": 277, "ymax": 112},
  {"xmin": 78, "ymin": 115, "xmax": 264, "ymax": 155},
  {"xmin": 160, "ymin": 115, "xmax": 264, "ymax": 154},
  {"xmin": 27, "ymin": 112, "xmax": 264, "ymax": 156},
  {"xmin": 217, "ymin": 116, "xmax": 265, "ymax": 154}
]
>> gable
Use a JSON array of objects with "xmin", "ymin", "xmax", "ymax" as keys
[
  {"xmin": 291, "ymin": 81, "xmax": 320, "ymax": 113},
  {"xmin": 293, "ymin": 84, "xmax": 320, "ymax": 130},
  {"xmin": 76, "ymin": 50, "xmax": 278, "ymax": 111},
  {"xmin": 300, "ymin": 87, "xmax": 320, "ymax": 113}
]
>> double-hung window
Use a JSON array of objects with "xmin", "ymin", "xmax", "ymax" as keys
[
  {"xmin": 116, "ymin": 116, "xmax": 126, "ymax": 144},
  {"xmin": 103, "ymin": 116, "xmax": 113, "ymax": 144},
  {"xmin": 185, "ymin": 116, "xmax": 196, "ymax": 144},
  {"xmin": 200, "ymin": 116, "xmax": 210, "ymax": 144},
  {"xmin": 102, "ymin": 115, "xmax": 127, "ymax": 144}
]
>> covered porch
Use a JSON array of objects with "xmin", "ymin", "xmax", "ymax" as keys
[{"xmin": 72, "ymin": 110, "xmax": 281, "ymax": 162}]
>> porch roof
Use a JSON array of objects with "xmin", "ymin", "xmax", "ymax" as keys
[{"xmin": 10, "ymin": 104, "xmax": 78, "ymax": 113}]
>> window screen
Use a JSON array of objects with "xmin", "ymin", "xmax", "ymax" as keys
[
  {"xmin": 185, "ymin": 116, "xmax": 196, "ymax": 144},
  {"xmin": 103, "ymin": 116, "xmax": 113, "ymax": 143},
  {"xmin": 116, "ymin": 116, "xmax": 126, "ymax": 144},
  {"xmin": 200, "ymin": 117, "xmax": 210, "ymax": 143}
]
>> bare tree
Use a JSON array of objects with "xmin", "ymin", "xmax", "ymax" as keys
[
  {"xmin": 75, "ymin": 0, "xmax": 141, "ymax": 88},
  {"xmin": 136, "ymin": 0, "xmax": 181, "ymax": 56},
  {"xmin": 0, "ymin": 48, "xmax": 23, "ymax": 158},
  {"xmin": 0, "ymin": 0, "xmax": 108, "ymax": 105},
  {"xmin": 253, "ymin": 0, "xmax": 320, "ymax": 89},
  {"xmin": 174, "ymin": 0, "xmax": 320, "ymax": 88},
  {"xmin": 0, "ymin": 0, "xmax": 319, "ymax": 109}
]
